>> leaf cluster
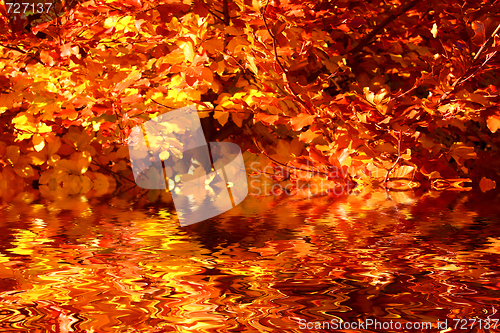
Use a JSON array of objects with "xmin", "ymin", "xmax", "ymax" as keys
[{"xmin": 1, "ymin": 0, "xmax": 500, "ymax": 199}]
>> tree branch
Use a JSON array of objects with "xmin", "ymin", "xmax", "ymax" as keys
[
  {"xmin": 349, "ymin": 0, "xmax": 422, "ymax": 56},
  {"xmin": 261, "ymin": 0, "xmax": 333, "ymax": 143},
  {"xmin": 223, "ymin": 0, "xmax": 230, "ymax": 26},
  {"xmin": 438, "ymin": 22, "xmax": 500, "ymax": 105},
  {"xmin": 384, "ymin": 130, "xmax": 402, "ymax": 186}
]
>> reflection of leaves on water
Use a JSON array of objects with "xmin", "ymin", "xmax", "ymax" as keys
[
  {"xmin": 0, "ymin": 190, "xmax": 500, "ymax": 331},
  {"xmin": 479, "ymin": 237, "xmax": 500, "ymax": 254}
]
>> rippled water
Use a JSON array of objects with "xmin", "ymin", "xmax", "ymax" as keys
[{"xmin": 1, "ymin": 188, "xmax": 500, "ymax": 332}]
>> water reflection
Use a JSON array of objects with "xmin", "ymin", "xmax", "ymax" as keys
[{"xmin": 0, "ymin": 189, "xmax": 500, "ymax": 332}]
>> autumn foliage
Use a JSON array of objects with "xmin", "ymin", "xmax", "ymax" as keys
[{"xmin": 1, "ymin": 0, "xmax": 500, "ymax": 200}]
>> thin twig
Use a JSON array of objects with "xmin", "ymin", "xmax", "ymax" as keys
[
  {"xmin": 473, "ymin": 22, "xmax": 500, "ymax": 63},
  {"xmin": 438, "ymin": 22, "xmax": 500, "ymax": 105},
  {"xmin": 252, "ymin": 137, "xmax": 330, "ymax": 178},
  {"xmin": 151, "ymin": 99, "xmax": 176, "ymax": 109},
  {"xmin": 349, "ymin": 0, "xmax": 422, "ymax": 56},
  {"xmin": 0, "ymin": 44, "xmax": 45, "ymax": 65},
  {"xmin": 222, "ymin": 0, "xmax": 230, "ymax": 26},
  {"xmin": 200, "ymin": 0, "xmax": 225, "ymax": 23},
  {"xmin": 384, "ymin": 131, "xmax": 402, "ymax": 185},
  {"xmin": 91, "ymin": 160, "xmax": 137, "ymax": 184},
  {"xmin": 261, "ymin": 0, "xmax": 333, "ymax": 143}
]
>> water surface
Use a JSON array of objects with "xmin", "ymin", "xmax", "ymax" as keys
[{"xmin": 0, "ymin": 189, "xmax": 500, "ymax": 332}]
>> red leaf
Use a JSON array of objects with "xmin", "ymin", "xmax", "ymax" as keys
[
  {"xmin": 471, "ymin": 21, "xmax": 486, "ymax": 46},
  {"xmin": 92, "ymin": 101, "xmax": 112, "ymax": 115},
  {"xmin": 193, "ymin": 1, "xmax": 209, "ymax": 16}
]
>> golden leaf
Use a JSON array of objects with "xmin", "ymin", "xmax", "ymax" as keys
[{"xmin": 32, "ymin": 134, "xmax": 45, "ymax": 152}]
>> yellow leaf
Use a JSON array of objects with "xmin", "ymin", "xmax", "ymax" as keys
[
  {"xmin": 479, "ymin": 177, "xmax": 496, "ymax": 192},
  {"xmin": 431, "ymin": 23, "xmax": 438, "ymax": 38},
  {"xmin": 391, "ymin": 165, "xmax": 415, "ymax": 179},
  {"xmin": 252, "ymin": 0, "xmax": 261, "ymax": 11},
  {"xmin": 32, "ymin": 134, "xmax": 45, "ymax": 152},
  {"xmin": 181, "ymin": 41, "xmax": 195, "ymax": 62},
  {"xmin": 28, "ymin": 151, "xmax": 46, "ymax": 165},
  {"xmin": 38, "ymin": 123, "xmax": 52, "ymax": 133},
  {"xmin": 247, "ymin": 56, "xmax": 259, "ymax": 74},
  {"xmin": 76, "ymin": 151, "xmax": 92, "ymax": 174},
  {"xmin": 159, "ymin": 150, "xmax": 170, "ymax": 161}
]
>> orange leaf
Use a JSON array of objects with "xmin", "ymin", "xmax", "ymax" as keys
[
  {"xmin": 291, "ymin": 113, "xmax": 315, "ymax": 131},
  {"xmin": 40, "ymin": 50, "xmax": 55, "ymax": 66},
  {"xmin": 299, "ymin": 128, "xmax": 320, "ymax": 143},
  {"xmin": 479, "ymin": 177, "xmax": 496, "ymax": 192},
  {"xmin": 14, "ymin": 163, "xmax": 34, "ymax": 178},
  {"xmin": 121, "ymin": 94, "xmax": 144, "ymax": 104},
  {"xmin": 92, "ymin": 173, "xmax": 110, "ymax": 194},
  {"xmin": 124, "ymin": 0, "xmax": 142, "ymax": 7},
  {"xmin": 114, "ymin": 71, "xmax": 141, "ymax": 93},
  {"xmin": 254, "ymin": 113, "xmax": 279, "ymax": 126},
  {"xmin": 471, "ymin": 21, "xmax": 486, "ymax": 46},
  {"xmin": 308, "ymin": 145, "xmax": 330, "ymax": 166},
  {"xmin": 214, "ymin": 111, "xmax": 229, "ymax": 126},
  {"xmin": 6, "ymin": 146, "xmax": 20, "ymax": 165},
  {"xmin": 487, "ymin": 114, "xmax": 500, "ymax": 133}
]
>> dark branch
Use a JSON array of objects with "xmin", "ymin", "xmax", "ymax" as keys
[{"xmin": 349, "ymin": 0, "xmax": 422, "ymax": 56}]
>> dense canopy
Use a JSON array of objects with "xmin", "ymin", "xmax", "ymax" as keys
[{"xmin": 1, "ymin": 0, "xmax": 499, "ymax": 200}]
